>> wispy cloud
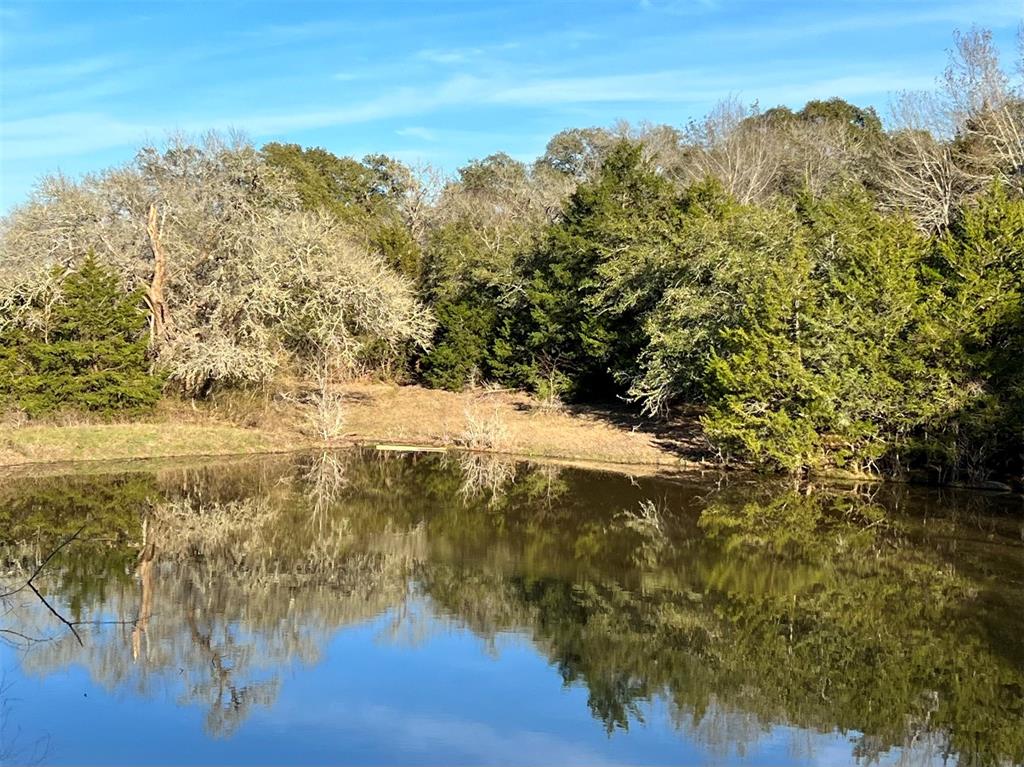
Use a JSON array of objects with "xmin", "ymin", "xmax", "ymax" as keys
[
  {"xmin": 396, "ymin": 126, "xmax": 438, "ymax": 141},
  {"xmin": 3, "ymin": 0, "xmax": 1020, "ymax": 210},
  {"xmin": 700, "ymin": 0, "xmax": 1023, "ymax": 46},
  {"xmin": 267, "ymin": 699, "xmax": 630, "ymax": 767},
  {"xmin": 417, "ymin": 47, "xmax": 485, "ymax": 64},
  {"xmin": 3, "ymin": 55, "xmax": 126, "ymax": 92},
  {"xmin": 639, "ymin": 0, "xmax": 720, "ymax": 14},
  {"xmin": 238, "ymin": 18, "xmax": 357, "ymax": 45},
  {"xmin": 0, "ymin": 62, "xmax": 941, "ymax": 164}
]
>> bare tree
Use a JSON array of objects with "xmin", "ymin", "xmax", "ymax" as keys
[
  {"xmin": 879, "ymin": 28, "xmax": 1023, "ymax": 230},
  {"xmin": 0, "ymin": 133, "xmax": 434, "ymax": 395},
  {"xmin": 679, "ymin": 99, "xmax": 784, "ymax": 204},
  {"xmin": 879, "ymin": 94, "xmax": 966, "ymax": 231}
]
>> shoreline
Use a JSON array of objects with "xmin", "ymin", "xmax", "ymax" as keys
[{"xmin": 1, "ymin": 382, "xmax": 1019, "ymax": 494}]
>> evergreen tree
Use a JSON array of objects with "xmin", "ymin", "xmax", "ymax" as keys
[
  {"xmin": 512, "ymin": 141, "xmax": 684, "ymax": 399},
  {"xmin": 0, "ymin": 254, "xmax": 163, "ymax": 414},
  {"xmin": 700, "ymin": 211, "xmax": 824, "ymax": 471},
  {"xmin": 928, "ymin": 183, "xmax": 1024, "ymax": 480}
]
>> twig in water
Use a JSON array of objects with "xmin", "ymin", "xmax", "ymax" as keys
[
  {"xmin": 1, "ymin": 526, "xmax": 88, "ymax": 645},
  {"xmin": 26, "ymin": 583, "xmax": 83, "ymax": 646},
  {"xmin": 0, "ymin": 525, "xmax": 86, "ymax": 599}
]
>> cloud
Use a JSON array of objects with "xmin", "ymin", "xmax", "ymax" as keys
[
  {"xmin": 417, "ymin": 47, "xmax": 485, "ymax": 65},
  {"xmin": 396, "ymin": 127, "xmax": 438, "ymax": 141},
  {"xmin": 238, "ymin": 18, "xmax": 357, "ymax": 45},
  {"xmin": 2, "ymin": 56, "xmax": 126, "ymax": 93},
  {"xmin": 486, "ymin": 71, "xmax": 699, "ymax": 105},
  {"xmin": 266, "ymin": 701, "xmax": 630, "ymax": 766},
  {"xmin": 700, "ymin": 0, "xmax": 1023, "ymax": 46},
  {"xmin": 483, "ymin": 67, "xmax": 935, "ymax": 107},
  {"xmin": 0, "ymin": 112, "xmax": 158, "ymax": 160},
  {"xmin": 0, "ymin": 63, "xmax": 937, "ymax": 165},
  {"xmin": 639, "ymin": 0, "xmax": 720, "ymax": 14}
]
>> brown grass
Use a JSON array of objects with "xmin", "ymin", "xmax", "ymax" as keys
[
  {"xmin": 0, "ymin": 382, "xmax": 712, "ymax": 472},
  {"xmin": 339, "ymin": 382, "xmax": 710, "ymax": 468},
  {"xmin": 0, "ymin": 421, "xmax": 309, "ymax": 467}
]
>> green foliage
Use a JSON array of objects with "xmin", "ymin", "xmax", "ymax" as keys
[
  {"xmin": 698, "ymin": 192, "xmax": 972, "ymax": 472},
  {"xmin": 796, "ymin": 97, "xmax": 884, "ymax": 134},
  {"xmin": 418, "ymin": 299, "xmax": 496, "ymax": 390},
  {"xmin": 415, "ymin": 130, "xmax": 1020, "ymax": 480},
  {"xmin": 625, "ymin": 184, "xmax": 797, "ymax": 410},
  {"xmin": 0, "ymin": 255, "xmax": 163, "ymax": 415},
  {"xmin": 511, "ymin": 141, "xmax": 684, "ymax": 399},
  {"xmin": 416, "ymin": 153, "xmax": 551, "ymax": 391},
  {"xmin": 262, "ymin": 142, "xmax": 421, "ymax": 279},
  {"xmin": 802, "ymin": 192, "xmax": 961, "ymax": 468},
  {"xmin": 925, "ymin": 183, "xmax": 1024, "ymax": 479}
]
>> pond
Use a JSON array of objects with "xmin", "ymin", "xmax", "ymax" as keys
[{"xmin": 0, "ymin": 450, "xmax": 1022, "ymax": 766}]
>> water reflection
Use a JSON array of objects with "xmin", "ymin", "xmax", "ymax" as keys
[{"xmin": 0, "ymin": 450, "xmax": 1022, "ymax": 765}]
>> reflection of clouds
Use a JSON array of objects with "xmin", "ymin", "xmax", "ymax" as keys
[
  {"xmin": 15, "ymin": 562, "xmax": 411, "ymax": 738},
  {"xmin": 2, "ymin": 452, "xmax": 1021, "ymax": 765},
  {"xmin": 265, "ymin": 700, "xmax": 630, "ymax": 766},
  {"xmin": 809, "ymin": 731, "xmax": 950, "ymax": 767}
]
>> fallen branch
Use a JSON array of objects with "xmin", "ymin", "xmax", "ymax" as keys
[
  {"xmin": 0, "ymin": 525, "xmax": 86, "ymax": 600},
  {"xmin": 0, "ymin": 525, "xmax": 128, "ymax": 647},
  {"xmin": 26, "ymin": 583, "xmax": 83, "ymax": 646}
]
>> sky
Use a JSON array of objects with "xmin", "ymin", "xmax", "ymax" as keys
[{"xmin": 0, "ymin": 0, "xmax": 1021, "ymax": 211}]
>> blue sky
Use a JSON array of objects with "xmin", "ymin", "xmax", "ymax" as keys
[{"xmin": 1, "ymin": 0, "xmax": 1021, "ymax": 211}]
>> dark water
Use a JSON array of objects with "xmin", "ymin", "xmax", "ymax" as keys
[{"xmin": 0, "ymin": 450, "xmax": 1022, "ymax": 766}]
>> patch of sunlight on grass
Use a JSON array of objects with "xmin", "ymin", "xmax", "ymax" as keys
[{"xmin": 0, "ymin": 422, "xmax": 305, "ymax": 466}]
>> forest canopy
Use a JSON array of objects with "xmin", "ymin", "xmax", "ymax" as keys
[{"xmin": 1, "ymin": 28, "xmax": 1021, "ymax": 482}]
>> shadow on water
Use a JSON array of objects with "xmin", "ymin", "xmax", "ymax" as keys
[{"xmin": 0, "ymin": 448, "xmax": 1022, "ymax": 765}]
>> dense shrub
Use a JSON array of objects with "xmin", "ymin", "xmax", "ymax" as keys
[{"xmin": 0, "ymin": 255, "xmax": 163, "ymax": 415}]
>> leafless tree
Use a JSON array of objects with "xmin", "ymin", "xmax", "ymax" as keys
[
  {"xmin": 879, "ymin": 27, "xmax": 1023, "ymax": 231},
  {"xmin": 679, "ymin": 98, "xmax": 784, "ymax": 204},
  {"xmin": 0, "ymin": 133, "xmax": 434, "ymax": 394}
]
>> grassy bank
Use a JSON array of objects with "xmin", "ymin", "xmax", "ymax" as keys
[
  {"xmin": 0, "ymin": 383, "xmax": 710, "ymax": 471},
  {"xmin": 0, "ymin": 421, "xmax": 309, "ymax": 467}
]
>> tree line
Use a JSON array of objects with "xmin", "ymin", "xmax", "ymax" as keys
[{"xmin": 1, "ymin": 28, "xmax": 1021, "ymax": 482}]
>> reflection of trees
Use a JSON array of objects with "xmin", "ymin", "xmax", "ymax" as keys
[
  {"xmin": 1, "ymin": 453, "xmax": 1022, "ymax": 763},
  {"xmin": 7, "ymin": 456, "xmax": 426, "ymax": 737},
  {"xmin": 451, "ymin": 452, "xmax": 518, "ymax": 504},
  {"xmin": 415, "ymin": 477, "xmax": 1024, "ymax": 765},
  {"xmin": 20, "ymin": 551, "xmax": 419, "ymax": 737}
]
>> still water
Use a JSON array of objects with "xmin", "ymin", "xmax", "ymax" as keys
[{"xmin": 0, "ymin": 450, "xmax": 1022, "ymax": 766}]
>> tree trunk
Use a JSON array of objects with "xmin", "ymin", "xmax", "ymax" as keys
[
  {"xmin": 145, "ymin": 203, "xmax": 170, "ymax": 347},
  {"xmin": 132, "ymin": 517, "xmax": 156, "ymax": 662}
]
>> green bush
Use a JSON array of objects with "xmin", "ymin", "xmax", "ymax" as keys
[
  {"xmin": 419, "ymin": 299, "xmax": 496, "ymax": 390},
  {"xmin": 508, "ymin": 141, "xmax": 684, "ymax": 400},
  {"xmin": 0, "ymin": 255, "xmax": 163, "ymax": 415}
]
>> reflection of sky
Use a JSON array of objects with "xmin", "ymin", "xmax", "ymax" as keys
[{"xmin": 0, "ymin": 601, "xmax": 946, "ymax": 766}]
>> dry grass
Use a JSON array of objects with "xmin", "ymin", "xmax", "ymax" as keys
[
  {"xmin": 1, "ymin": 395, "xmax": 311, "ymax": 466},
  {"xmin": 302, "ymin": 389, "xmax": 347, "ymax": 442},
  {"xmin": 0, "ymin": 415, "xmax": 309, "ymax": 468},
  {"xmin": 457, "ymin": 403, "xmax": 511, "ymax": 450},
  {"xmin": 0, "ymin": 382, "xmax": 712, "ymax": 472},
  {"xmin": 339, "ymin": 382, "xmax": 709, "ymax": 468}
]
